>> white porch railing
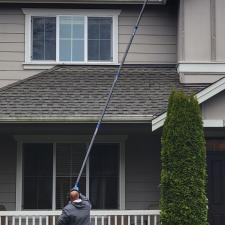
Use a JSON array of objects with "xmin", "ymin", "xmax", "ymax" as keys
[{"xmin": 0, "ymin": 210, "xmax": 160, "ymax": 225}]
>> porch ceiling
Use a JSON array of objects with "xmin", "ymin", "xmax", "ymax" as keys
[{"xmin": 0, "ymin": 65, "xmax": 207, "ymax": 123}]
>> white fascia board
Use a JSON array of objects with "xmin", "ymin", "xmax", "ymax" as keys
[
  {"xmin": 178, "ymin": 63, "xmax": 225, "ymax": 74},
  {"xmin": 196, "ymin": 77, "xmax": 225, "ymax": 104},
  {"xmin": 151, "ymin": 113, "xmax": 167, "ymax": 131},
  {"xmin": 22, "ymin": 8, "xmax": 122, "ymax": 16},
  {"xmin": 0, "ymin": 115, "xmax": 153, "ymax": 123},
  {"xmin": 203, "ymin": 120, "xmax": 225, "ymax": 127},
  {"xmin": 152, "ymin": 76, "xmax": 225, "ymax": 131},
  {"xmin": 3, "ymin": 0, "xmax": 166, "ymax": 4}
]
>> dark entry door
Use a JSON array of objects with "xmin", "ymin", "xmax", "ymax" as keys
[{"xmin": 207, "ymin": 151, "xmax": 225, "ymax": 225}]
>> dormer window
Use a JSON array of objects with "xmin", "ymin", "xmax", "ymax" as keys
[{"xmin": 23, "ymin": 9, "xmax": 120, "ymax": 65}]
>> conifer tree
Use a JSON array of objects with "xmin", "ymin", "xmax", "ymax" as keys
[{"xmin": 160, "ymin": 91, "xmax": 208, "ymax": 225}]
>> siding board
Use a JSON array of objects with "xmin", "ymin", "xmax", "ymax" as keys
[
  {"xmin": 0, "ymin": 43, "xmax": 24, "ymax": 52},
  {"xmin": 0, "ymin": 23, "xmax": 24, "ymax": 34},
  {"xmin": 0, "ymin": 52, "xmax": 24, "ymax": 61},
  {"xmin": 0, "ymin": 9, "xmax": 23, "ymax": 15},
  {"xmin": 120, "ymin": 35, "xmax": 176, "ymax": 44},
  {"xmin": 119, "ymin": 16, "xmax": 176, "ymax": 26},
  {"xmin": 0, "ymin": 15, "xmax": 24, "ymax": 24},
  {"xmin": 120, "ymin": 53, "xmax": 177, "ymax": 63},
  {"xmin": 119, "ymin": 43, "xmax": 176, "ymax": 54},
  {"xmin": 0, "ymin": 62, "xmax": 23, "ymax": 70},
  {"xmin": 119, "ymin": 25, "xmax": 177, "ymax": 36},
  {"xmin": 0, "ymin": 33, "xmax": 24, "ymax": 43}
]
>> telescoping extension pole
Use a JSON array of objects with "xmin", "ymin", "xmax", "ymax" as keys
[{"xmin": 74, "ymin": 0, "xmax": 149, "ymax": 189}]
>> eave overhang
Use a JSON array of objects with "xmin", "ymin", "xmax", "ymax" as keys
[
  {"xmin": 152, "ymin": 76, "xmax": 225, "ymax": 131},
  {"xmin": 0, "ymin": 0, "xmax": 167, "ymax": 4},
  {"xmin": 0, "ymin": 115, "xmax": 153, "ymax": 123}
]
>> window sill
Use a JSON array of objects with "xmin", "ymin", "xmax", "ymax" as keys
[{"xmin": 23, "ymin": 62, "xmax": 119, "ymax": 70}]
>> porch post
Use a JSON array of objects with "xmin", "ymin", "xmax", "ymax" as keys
[{"xmin": 16, "ymin": 141, "xmax": 22, "ymax": 210}]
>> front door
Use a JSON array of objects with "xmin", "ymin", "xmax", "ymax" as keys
[{"xmin": 207, "ymin": 139, "xmax": 225, "ymax": 225}]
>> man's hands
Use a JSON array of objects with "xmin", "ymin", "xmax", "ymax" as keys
[{"xmin": 72, "ymin": 183, "xmax": 80, "ymax": 192}]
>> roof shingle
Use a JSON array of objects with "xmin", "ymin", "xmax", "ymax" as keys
[{"xmin": 0, "ymin": 65, "xmax": 208, "ymax": 122}]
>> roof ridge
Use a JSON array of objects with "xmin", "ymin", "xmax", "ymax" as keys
[{"xmin": 0, "ymin": 66, "xmax": 59, "ymax": 94}]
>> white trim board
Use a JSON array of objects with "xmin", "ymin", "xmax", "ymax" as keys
[
  {"xmin": 203, "ymin": 120, "xmax": 225, "ymax": 127},
  {"xmin": 0, "ymin": 115, "xmax": 153, "ymax": 123},
  {"xmin": 152, "ymin": 76, "xmax": 225, "ymax": 131},
  {"xmin": 178, "ymin": 63, "xmax": 225, "ymax": 74}
]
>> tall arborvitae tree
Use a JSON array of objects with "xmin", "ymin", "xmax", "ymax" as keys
[{"xmin": 160, "ymin": 91, "xmax": 208, "ymax": 225}]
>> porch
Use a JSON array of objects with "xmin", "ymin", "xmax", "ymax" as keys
[{"xmin": 0, "ymin": 210, "xmax": 160, "ymax": 225}]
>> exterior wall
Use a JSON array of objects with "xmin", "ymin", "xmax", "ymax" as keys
[
  {"xmin": 119, "ymin": 5, "xmax": 177, "ymax": 64},
  {"xmin": 0, "ymin": 9, "xmax": 42, "ymax": 88},
  {"xmin": 0, "ymin": 135, "xmax": 17, "ymax": 210},
  {"xmin": 0, "ymin": 4, "xmax": 177, "ymax": 88},
  {"xmin": 0, "ymin": 125, "xmax": 161, "ymax": 210},
  {"xmin": 202, "ymin": 90, "xmax": 225, "ymax": 120},
  {"xmin": 178, "ymin": 0, "xmax": 225, "ymax": 83},
  {"xmin": 215, "ymin": 0, "xmax": 225, "ymax": 61},
  {"xmin": 125, "ymin": 133, "xmax": 161, "ymax": 209}
]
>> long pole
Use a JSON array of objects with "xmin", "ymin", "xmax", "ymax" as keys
[{"xmin": 74, "ymin": 0, "xmax": 149, "ymax": 188}]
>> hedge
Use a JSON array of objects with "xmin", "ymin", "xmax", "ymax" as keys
[{"xmin": 160, "ymin": 91, "xmax": 208, "ymax": 225}]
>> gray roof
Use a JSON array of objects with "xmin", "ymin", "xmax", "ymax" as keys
[{"xmin": 0, "ymin": 65, "xmax": 208, "ymax": 122}]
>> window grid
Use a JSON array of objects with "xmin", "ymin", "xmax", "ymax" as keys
[{"xmin": 30, "ymin": 15, "xmax": 115, "ymax": 63}]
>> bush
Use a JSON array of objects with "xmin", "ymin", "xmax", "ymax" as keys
[{"xmin": 160, "ymin": 91, "xmax": 208, "ymax": 225}]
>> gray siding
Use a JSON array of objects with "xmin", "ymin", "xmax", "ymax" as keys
[
  {"xmin": 125, "ymin": 133, "xmax": 161, "ymax": 209},
  {"xmin": 0, "ymin": 136, "xmax": 17, "ymax": 210},
  {"xmin": 202, "ymin": 90, "xmax": 225, "ymax": 120},
  {"xmin": 0, "ymin": 5, "xmax": 177, "ymax": 88},
  {"xmin": 0, "ymin": 9, "xmax": 44, "ymax": 88},
  {"xmin": 119, "ymin": 6, "xmax": 177, "ymax": 64}
]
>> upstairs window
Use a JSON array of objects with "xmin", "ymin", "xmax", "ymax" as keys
[{"xmin": 23, "ymin": 9, "xmax": 120, "ymax": 64}]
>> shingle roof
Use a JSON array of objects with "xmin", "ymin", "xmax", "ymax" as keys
[{"xmin": 0, "ymin": 65, "xmax": 208, "ymax": 122}]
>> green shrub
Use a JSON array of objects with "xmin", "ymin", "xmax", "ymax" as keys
[{"xmin": 160, "ymin": 91, "xmax": 208, "ymax": 225}]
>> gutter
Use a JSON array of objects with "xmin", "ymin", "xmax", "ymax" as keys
[
  {"xmin": 0, "ymin": 115, "xmax": 153, "ymax": 123},
  {"xmin": 0, "ymin": 0, "xmax": 167, "ymax": 4}
]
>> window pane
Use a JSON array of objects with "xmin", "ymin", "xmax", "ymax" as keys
[
  {"xmin": 33, "ymin": 40, "xmax": 44, "ymax": 60},
  {"xmin": 90, "ymin": 144, "xmax": 119, "ymax": 209},
  {"xmin": 100, "ymin": 40, "xmax": 111, "ymax": 60},
  {"xmin": 60, "ymin": 17, "xmax": 72, "ymax": 39},
  {"xmin": 88, "ymin": 17, "xmax": 112, "ymax": 61},
  {"xmin": 72, "ymin": 40, "xmax": 84, "ymax": 61},
  {"xmin": 56, "ymin": 143, "xmax": 86, "ymax": 209},
  {"xmin": 23, "ymin": 143, "xmax": 53, "ymax": 209},
  {"xmin": 88, "ymin": 40, "xmax": 99, "ymax": 60},
  {"xmin": 59, "ymin": 16, "xmax": 84, "ymax": 62},
  {"xmin": 100, "ymin": 23, "xmax": 112, "ymax": 39},
  {"xmin": 88, "ymin": 23, "xmax": 100, "ymax": 39},
  {"xmin": 32, "ymin": 17, "xmax": 56, "ymax": 60},
  {"xmin": 60, "ymin": 40, "xmax": 71, "ymax": 61}
]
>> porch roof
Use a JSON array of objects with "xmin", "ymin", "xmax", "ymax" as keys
[{"xmin": 0, "ymin": 65, "xmax": 208, "ymax": 123}]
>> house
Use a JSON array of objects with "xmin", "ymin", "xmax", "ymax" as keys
[{"xmin": 0, "ymin": 0, "xmax": 225, "ymax": 224}]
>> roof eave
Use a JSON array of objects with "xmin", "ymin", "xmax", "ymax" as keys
[
  {"xmin": 0, "ymin": 0, "xmax": 167, "ymax": 4},
  {"xmin": 0, "ymin": 115, "xmax": 154, "ymax": 123},
  {"xmin": 152, "ymin": 76, "xmax": 225, "ymax": 131}
]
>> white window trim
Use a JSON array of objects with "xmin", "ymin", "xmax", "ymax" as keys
[
  {"xmin": 23, "ymin": 9, "xmax": 121, "ymax": 67},
  {"xmin": 15, "ymin": 135, "xmax": 127, "ymax": 210}
]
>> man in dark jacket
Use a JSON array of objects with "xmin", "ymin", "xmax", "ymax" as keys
[{"xmin": 57, "ymin": 187, "xmax": 91, "ymax": 225}]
